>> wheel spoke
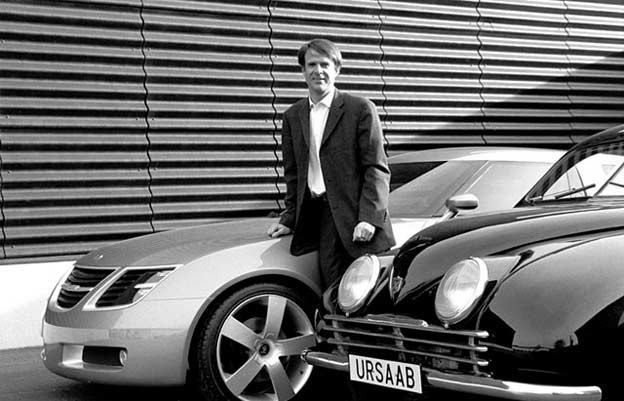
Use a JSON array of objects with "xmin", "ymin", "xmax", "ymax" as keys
[
  {"xmin": 266, "ymin": 360, "xmax": 296, "ymax": 401},
  {"xmin": 224, "ymin": 357, "xmax": 263, "ymax": 396},
  {"xmin": 264, "ymin": 295, "xmax": 287, "ymax": 337},
  {"xmin": 275, "ymin": 333, "xmax": 316, "ymax": 357},
  {"xmin": 221, "ymin": 315, "xmax": 261, "ymax": 350}
]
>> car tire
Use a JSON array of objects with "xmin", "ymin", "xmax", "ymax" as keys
[{"xmin": 194, "ymin": 282, "xmax": 316, "ymax": 401}]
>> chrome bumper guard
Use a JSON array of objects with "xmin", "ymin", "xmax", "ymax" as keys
[{"xmin": 301, "ymin": 351, "xmax": 602, "ymax": 401}]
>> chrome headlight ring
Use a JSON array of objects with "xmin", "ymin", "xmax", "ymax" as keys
[
  {"xmin": 338, "ymin": 254, "xmax": 381, "ymax": 316},
  {"xmin": 435, "ymin": 257, "xmax": 488, "ymax": 327}
]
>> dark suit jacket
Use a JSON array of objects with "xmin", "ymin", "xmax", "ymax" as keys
[{"xmin": 279, "ymin": 90, "xmax": 395, "ymax": 258}]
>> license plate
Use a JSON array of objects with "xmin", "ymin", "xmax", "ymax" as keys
[{"xmin": 348, "ymin": 354, "xmax": 422, "ymax": 394}]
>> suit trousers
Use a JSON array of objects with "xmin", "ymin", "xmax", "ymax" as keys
[{"xmin": 301, "ymin": 191, "xmax": 355, "ymax": 289}]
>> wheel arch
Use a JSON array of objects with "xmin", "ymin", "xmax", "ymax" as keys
[
  {"xmin": 183, "ymin": 271, "xmax": 321, "ymax": 379},
  {"xmin": 481, "ymin": 232, "xmax": 624, "ymax": 351}
]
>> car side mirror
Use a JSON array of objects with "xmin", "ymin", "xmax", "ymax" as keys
[{"xmin": 441, "ymin": 194, "xmax": 479, "ymax": 220}]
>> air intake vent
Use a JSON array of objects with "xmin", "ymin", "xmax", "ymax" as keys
[{"xmin": 57, "ymin": 267, "xmax": 115, "ymax": 309}]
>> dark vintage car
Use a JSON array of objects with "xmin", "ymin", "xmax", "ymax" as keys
[{"xmin": 303, "ymin": 124, "xmax": 624, "ymax": 401}]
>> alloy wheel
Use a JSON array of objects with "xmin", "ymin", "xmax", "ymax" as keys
[{"xmin": 215, "ymin": 293, "xmax": 316, "ymax": 401}]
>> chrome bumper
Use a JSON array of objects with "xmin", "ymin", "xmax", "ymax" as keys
[{"xmin": 301, "ymin": 351, "xmax": 602, "ymax": 401}]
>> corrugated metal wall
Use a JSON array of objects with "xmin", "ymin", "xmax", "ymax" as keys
[
  {"xmin": 141, "ymin": 1, "xmax": 279, "ymax": 233},
  {"xmin": 1, "ymin": 0, "xmax": 623, "ymax": 261},
  {"xmin": 1, "ymin": 0, "xmax": 152, "ymax": 260}
]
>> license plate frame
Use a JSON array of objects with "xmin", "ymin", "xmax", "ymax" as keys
[{"xmin": 348, "ymin": 354, "xmax": 423, "ymax": 394}]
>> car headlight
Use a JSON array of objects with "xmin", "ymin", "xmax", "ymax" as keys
[
  {"xmin": 435, "ymin": 257, "xmax": 488, "ymax": 327},
  {"xmin": 338, "ymin": 255, "xmax": 380, "ymax": 315},
  {"xmin": 93, "ymin": 266, "xmax": 177, "ymax": 308}
]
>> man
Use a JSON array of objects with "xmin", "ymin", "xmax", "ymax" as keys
[{"xmin": 267, "ymin": 38, "xmax": 395, "ymax": 288}]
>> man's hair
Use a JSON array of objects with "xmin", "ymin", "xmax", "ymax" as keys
[{"xmin": 297, "ymin": 38, "xmax": 342, "ymax": 68}]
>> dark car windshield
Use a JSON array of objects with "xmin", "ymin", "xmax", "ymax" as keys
[
  {"xmin": 389, "ymin": 160, "xmax": 553, "ymax": 218},
  {"xmin": 525, "ymin": 141, "xmax": 624, "ymax": 203}
]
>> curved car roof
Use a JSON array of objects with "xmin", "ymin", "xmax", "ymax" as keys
[
  {"xmin": 389, "ymin": 146, "xmax": 563, "ymax": 164},
  {"xmin": 570, "ymin": 124, "xmax": 624, "ymax": 149}
]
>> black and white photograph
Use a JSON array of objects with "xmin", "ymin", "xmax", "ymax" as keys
[{"xmin": 1, "ymin": 1, "xmax": 623, "ymax": 400}]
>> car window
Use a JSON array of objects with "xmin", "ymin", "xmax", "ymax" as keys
[
  {"xmin": 544, "ymin": 154, "xmax": 623, "ymax": 198},
  {"xmin": 389, "ymin": 161, "xmax": 485, "ymax": 218},
  {"xmin": 542, "ymin": 166, "xmax": 584, "ymax": 198},
  {"xmin": 597, "ymin": 159, "xmax": 624, "ymax": 196},
  {"xmin": 389, "ymin": 161, "xmax": 445, "ymax": 191},
  {"xmin": 527, "ymin": 140, "xmax": 624, "ymax": 202},
  {"xmin": 462, "ymin": 161, "xmax": 554, "ymax": 214}
]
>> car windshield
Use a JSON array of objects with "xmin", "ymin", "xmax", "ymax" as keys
[
  {"xmin": 526, "ymin": 140, "xmax": 624, "ymax": 202},
  {"xmin": 389, "ymin": 160, "xmax": 553, "ymax": 218}
]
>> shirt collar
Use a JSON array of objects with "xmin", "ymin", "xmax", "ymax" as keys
[{"xmin": 309, "ymin": 87, "xmax": 335, "ymax": 110}]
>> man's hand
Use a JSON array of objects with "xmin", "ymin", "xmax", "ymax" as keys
[
  {"xmin": 267, "ymin": 222, "xmax": 292, "ymax": 238},
  {"xmin": 352, "ymin": 221, "xmax": 376, "ymax": 242}
]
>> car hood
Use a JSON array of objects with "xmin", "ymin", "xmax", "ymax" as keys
[
  {"xmin": 76, "ymin": 216, "xmax": 435, "ymax": 269},
  {"xmin": 393, "ymin": 201, "xmax": 624, "ymax": 304},
  {"xmin": 77, "ymin": 218, "xmax": 276, "ymax": 267}
]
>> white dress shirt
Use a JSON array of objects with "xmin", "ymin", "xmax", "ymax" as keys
[{"xmin": 307, "ymin": 89, "xmax": 334, "ymax": 196}]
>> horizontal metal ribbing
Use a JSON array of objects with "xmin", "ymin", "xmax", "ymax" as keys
[
  {"xmin": 327, "ymin": 339, "xmax": 489, "ymax": 367},
  {"xmin": 323, "ymin": 325, "xmax": 488, "ymax": 353},
  {"xmin": 1, "ymin": 0, "xmax": 623, "ymax": 261},
  {"xmin": 325, "ymin": 314, "xmax": 489, "ymax": 338},
  {"xmin": 322, "ymin": 314, "xmax": 489, "ymax": 368}
]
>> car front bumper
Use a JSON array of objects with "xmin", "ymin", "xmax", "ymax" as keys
[
  {"xmin": 42, "ymin": 298, "xmax": 205, "ymax": 387},
  {"xmin": 301, "ymin": 351, "xmax": 602, "ymax": 401}
]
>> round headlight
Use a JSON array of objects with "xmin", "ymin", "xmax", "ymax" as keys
[
  {"xmin": 435, "ymin": 257, "xmax": 488, "ymax": 326},
  {"xmin": 338, "ymin": 255, "xmax": 380, "ymax": 315}
]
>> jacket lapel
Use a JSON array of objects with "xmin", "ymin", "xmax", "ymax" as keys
[
  {"xmin": 321, "ymin": 90, "xmax": 344, "ymax": 147},
  {"xmin": 298, "ymin": 100, "xmax": 310, "ymax": 148}
]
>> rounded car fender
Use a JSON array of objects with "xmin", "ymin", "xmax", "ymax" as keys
[
  {"xmin": 480, "ymin": 232, "xmax": 624, "ymax": 351},
  {"xmin": 145, "ymin": 236, "xmax": 322, "ymax": 302}
]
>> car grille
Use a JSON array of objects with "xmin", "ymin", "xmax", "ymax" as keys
[
  {"xmin": 320, "ymin": 313, "xmax": 490, "ymax": 375},
  {"xmin": 57, "ymin": 266, "xmax": 115, "ymax": 309}
]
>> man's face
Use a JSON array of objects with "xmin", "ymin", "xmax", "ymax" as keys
[{"xmin": 302, "ymin": 48, "xmax": 340, "ymax": 101}]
